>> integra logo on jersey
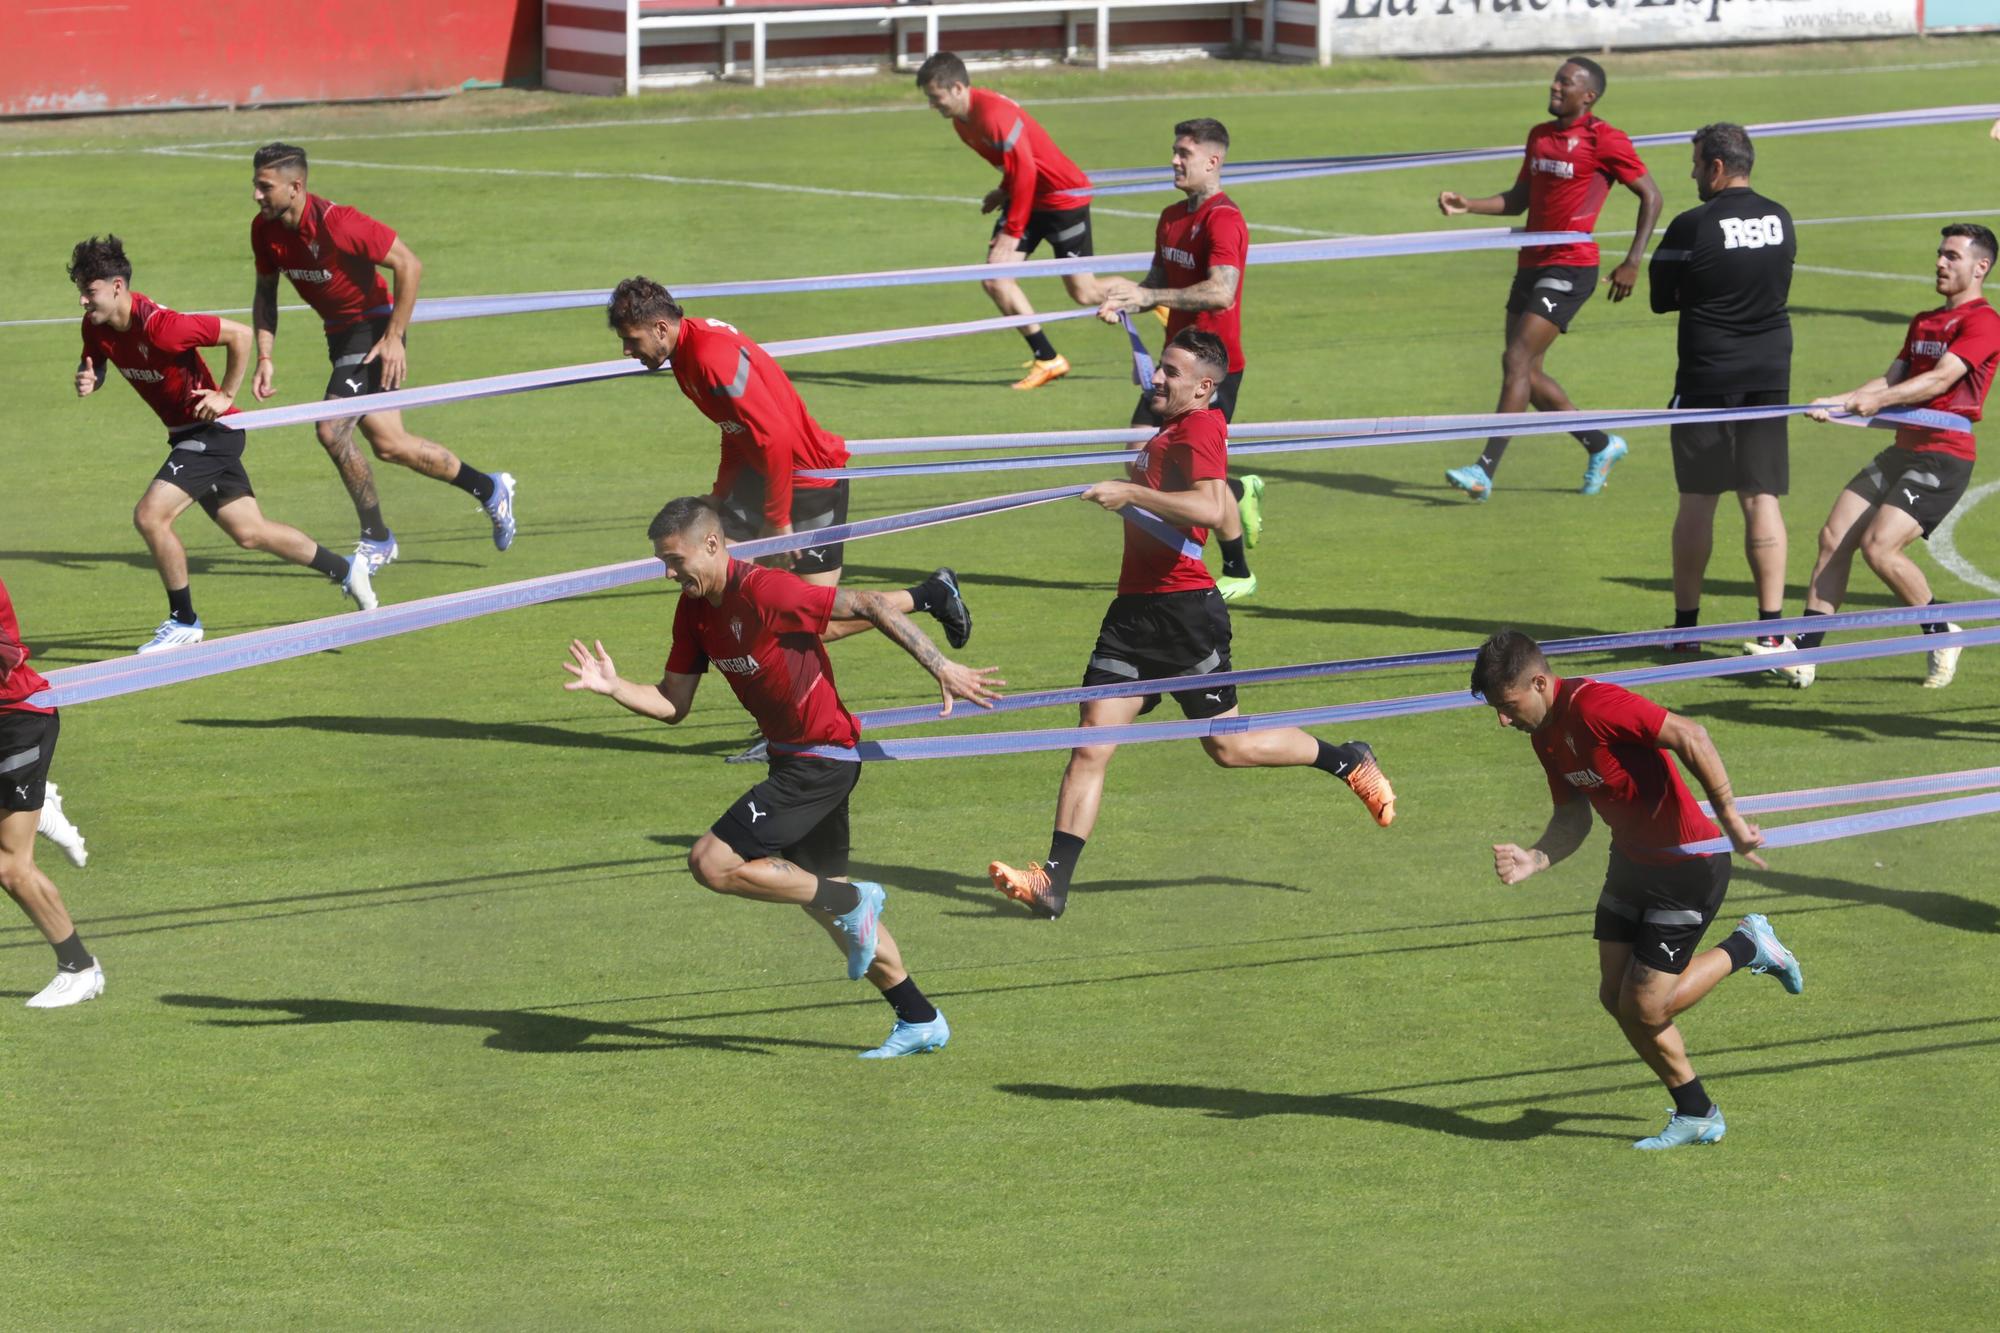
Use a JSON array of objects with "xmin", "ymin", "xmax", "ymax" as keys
[
  {"xmin": 1161, "ymin": 245, "xmax": 1199, "ymax": 269},
  {"xmin": 1912, "ymin": 339, "xmax": 1951, "ymax": 359},
  {"xmin": 119, "ymin": 367, "xmax": 165, "ymax": 382},
  {"xmin": 1530, "ymin": 157, "xmax": 1575, "ymax": 179},
  {"xmin": 713, "ymin": 653, "xmax": 762, "ymax": 675},
  {"xmin": 1562, "ymin": 767, "xmax": 1606, "ymax": 789},
  {"xmin": 283, "ymin": 267, "xmax": 333, "ymax": 283},
  {"xmin": 719, "ymin": 421, "xmax": 746, "ymax": 435}
]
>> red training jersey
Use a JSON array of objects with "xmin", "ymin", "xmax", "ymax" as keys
[
  {"xmin": 1118, "ymin": 406, "xmax": 1228, "ymax": 596},
  {"xmin": 1530, "ymin": 677, "xmax": 1720, "ymax": 866},
  {"xmin": 1156, "ymin": 191, "xmax": 1249, "ymax": 373},
  {"xmin": 955, "ymin": 87, "xmax": 1092, "ymax": 241},
  {"xmin": 670, "ymin": 316, "xmax": 849, "ymax": 529},
  {"xmin": 79, "ymin": 292, "xmax": 240, "ymax": 432},
  {"xmin": 0, "ymin": 577, "xmax": 54, "ymax": 716},
  {"xmin": 1515, "ymin": 114, "xmax": 1648, "ymax": 269},
  {"xmin": 1891, "ymin": 298, "xmax": 2000, "ymax": 460},
  {"xmin": 663, "ymin": 560, "xmax": 859, "ymax": 750},
  {"xmin": 251, "ymin": 193, "xmax": 396, "ymax": 333}
]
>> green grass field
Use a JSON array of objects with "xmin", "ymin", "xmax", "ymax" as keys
[{"xmin": 3, "ymin": 35, "xmax": 1999, "ymax": 1327}]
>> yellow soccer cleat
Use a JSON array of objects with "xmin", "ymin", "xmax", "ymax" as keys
[{"xmin": 1011, "ymin": 354, "xmax": 1071, "ymax": 391}]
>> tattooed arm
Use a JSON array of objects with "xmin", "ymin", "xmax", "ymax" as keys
[{"xmin": 828, "ymin": 589, "xmax": 1005, "ymax": 716}]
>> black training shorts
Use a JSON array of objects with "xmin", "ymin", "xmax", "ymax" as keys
[
  {"xmin": 1134, "ymin": 370, "xmax": 1242, "ymax": 427},
  {"xmin": 718, "ymin": 477, "xmax": 850, "ymax": 575},
  {"xmin": 1593, "ymin": 848, "xmax": 1732, "ymax": 976},
  {"xmin": 155, "ymin": 422, "xmax": 254, "ymax": 518},
  {"xmin": 995, "ymin": 205, "xmax": 1094, "ymax": 260},
  {"xmin": 0, "ymin": 708, "xmax": 59, "ymax": 813},
  {"xmin": 1670, "ymin": 389, "xmax": 1790, "ymax": 496},
  {"xmin": 324, "ymin": 316, "xmax": 394, "ymax": 402},
  {"xmin": 711, "ymin": 752, "xmax": 860, "ymax": 876},
  {"xmin": 1083, "ymin": 588, "xmax": 1235, "ymax": 720},
  {"xmin": 1508, "ymin": 264, "xmax": 1598, "ymax": 334},
  {"xmin": 1845, "ymin": 445, "xmax": 1976, "ymax": 539}
]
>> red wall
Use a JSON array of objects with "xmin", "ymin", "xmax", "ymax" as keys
[{"xmin": 3, "ymin": 1, "xmax": 540, "ymax": 117}]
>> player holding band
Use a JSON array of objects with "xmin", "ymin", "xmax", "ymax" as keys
[
  {"xmin": 562, "ymin": 498, "xmax": 1002, "ymax": 1058},
  {"xmin": 250, "ymin": 142, "xmax": 516, "ymax": 573}
]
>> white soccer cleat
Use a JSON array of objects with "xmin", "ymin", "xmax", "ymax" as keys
[
  {"xmin": 354, "ymin": 532, "xmax": 399, "ymax": 575},
  {"xmin": 37, "ymin": 782, "xmax": 87, "ymax": 868},
  {"xmin": 1924, "ymin": 623, "xmax": 1964, "ymax": 689},
  {"xmin": 342, "ymin": 555, "xmax": 379, "ymax": 612},
  {"xmin": 26, "ymin": 961, "xmax": 103, "ymax": 1009},
  {"xmin": 485, "ymin": 472, "xmax": 518, "ymax": 552},
  {"xmin": 136, "ymin": 617, "xmax": 204, "ymax": 654},
  {"xmin": 1741, "ymin": 636, "xmax": 1814, "ymax": 689}
]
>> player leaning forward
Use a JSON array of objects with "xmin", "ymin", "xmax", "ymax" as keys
[
  {"xmin": 562, "ymin": 498, "xmax": 1002, "ymax": 1057},
  {"xmin": 1471, "ymin": 630, "xmax": 1800, "ymax": 1150}
]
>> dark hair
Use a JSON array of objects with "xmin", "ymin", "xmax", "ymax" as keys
[
  {"xmin": 1943, "ymin": 223, "xmax": 1998, "ymax": 267},
  {"xmin": 1563, "ymin": 56, "xmax": 1607, "ymax": 99},
  {"xmin": 1167, "ymin": 328, "xmax": 1229, "ymax": 379},
  {"xmin": 1174, "ymin": 117, "xmax": 1230, "ymax": 151},
  {"xmin": 607, "ymin": 276, "xmax": 683, "ymax": 330},
  {"xmin": 1692, "ymin": 122, "xmax": 1755, "ymax": 178},
  {"xmin": 647, "ymin": 496, "xmax": 719, "ymax": 543},
  {"xmin": 915, "ymin": 51, "xmax": 969, "ymax": 90},
  {"xmin": 1469, "ymin": 630, "xmax": 1550, "ymax": 701},
  {"xmin": 252, "ymin": 141, "xmax": 308, "ymax": 175},
  {"xmin": 67, "ymin": 234, "xmax": 132, "ymax": 287}
]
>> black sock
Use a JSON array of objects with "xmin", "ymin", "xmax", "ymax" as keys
[
  {"xmin": 880, "ymin": 975, "xmax": 939, "ymax": 1025},
  {"xmin": 1920, "ymin": 597, "xmax": 1948, "ymax": 635},
  {"xmin": 1674, "ymin": 607, "xmax": 1700, "ymax": 630},
  {"xmin": 1668, "ymin": 1076, "xmax": 1715, "ymax": 1119},
  {"xmin": 1477, "ymin": 440, "xmax": 1508, "ymax": 475},
  {"xmin": 1759, "ymin": 608, "xmax": 1783, "ymax": 621},
  {"xmin": 357, "ymin": 505, "xmax": 390, "ymax": 543},
  {"xmin": 905, "ymin": 573, "xmax": 946, "ymax": 615},
  {"xmin": 1312, "ymin": 739, "xmax": 1366, "ymax": 778},
  {"xmin": 1795, "ymin": 607, "xmax": 1830, "ymax": 651},
  {"xmin": 166, "ymin": 585, "xmax": 198, "ymax": 626},
  {"xmin": 1225, "ymin": 477, "xmax": 1245, "ymax": 501},
  {"xmin": 309, "ymin": 546, "xmax": 350, "ymax": 581},
  {"xmin": 1218, "ymin": 536, "xmax": 1250, "ymax": 580},
  {"xmin": 810, "ymin": 876, "xmax": 860, "ymax": 915},
  {"xmin": 1720, "ymin": 931, "xmax": 1758, "ymax": 972},
  {"xmin": 1575, "ymin": 429, "xmax": 1611, "ymax": 453},
  {"xmin": 1024, "ymin": 330, "xmax": 1058, "ymax": 361},
  {"xmin": 52, "ymin": 931, "xmax": 93, "ymax": 973},
  {"xmin": 1045, "ymin": 831, "xmax": 1086, "ymax": 893},
  {"xmin": 447, "ymin": 464, "xmax": 497, "ymax": 504}
]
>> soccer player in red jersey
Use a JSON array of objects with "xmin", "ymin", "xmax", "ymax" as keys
[
  {"xmin": 249, "ymin": 143, "xmax": 516, "ymax": 573},
  {"xmin": 986, "ymin": 331, "xmax": 1395, "ymax": 920},
  {"xmin": 917, "ymin": 52, "xmax": 1099, "ymax": 390},
  {"xmin": 0, "ymin": 576, "xmax": 103, "ymax": 1010},
  {"xmin": 69, "ymin": 236, "xmax": 376, "ymax": 654},
  {"xmin": 1097, "ymin": 117, "xmax": 1264, "ymax": 604},
  {"xmin": 1438, "ymin": 58, "xmax": 1662, "ymax": 501},
  {"xmin": 1752, "ymin": 224, "xmax": 2000, "ymax": 691},
  {"xmin": 561, "ymin": 497, "xmax": 1001, "ymax": 1057},
  {"xmin": 1471, "ymin": 630, "xmax": 1799, "ymax": 1151},
  {"xmin": 607, "ymin": 277, "xmax": 973, "ymax": 649}
]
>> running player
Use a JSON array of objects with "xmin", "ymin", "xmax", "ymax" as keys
[
  {"xmin": 607, "ymin": 277, "xmax": 972, "ymax": 648},
  {"xmin": 986, "ymin": 331, "xmax": 1395, "ymax": 919},
  {"xmin": 1752, "ymin": 224, "xmax": 2000, "ymax": 690},
  {"xmin": 917, "ymin": 52, "xmax": 1099, "ymax": 390},
  {"xmin": 561, "ymin": 497, "xmax": 1002, "ymax": 1057},
  {"xmin": 1097, "ymin": 116, "xmax": 1264, "ymax": 603},
  {"xmin": 70, "ymin": 236, "xmax": 375, "ymax": 653},
  {"xmin": 249, "ymin": 142, "xmax": 516, "ymax": 572},
  {"xmin": 1470, "ymin": 629, "xmax": 1799, "ymax": 1151},
  {"xmin": 1, "ymin": 576, "xmax": 104, "ymax": 1009},
  {"xmin": 1439, "ymin": 58, "xmax": 1662, "ymax": 500},
  {"xmin": 1647, "ymin": 123, "xmax": 1795, "ymax": 650}
]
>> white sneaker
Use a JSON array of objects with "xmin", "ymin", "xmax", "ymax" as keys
[
  {"xmin": 1741, "ymin": 636, "xmax": 1814, "ymax": 688},
  {"xmin": 37, "ymin": 782, "xmax": 87, "ymax": 868},
  {"xmin": 354, "ymin": 532, "xmax": 399, "ymax": 575},
  {"xmin": 26, "ymin": 961, "xmax": 103, "ymax": 1009},
  {"xmin": 1924, "ymin": 623, "xmax": 1964, "ymax": 689},
  {"xmin": 342, "ymin": 555, "xmax": 378, "ymax": 612},
  {"xmin": 136, "ymin": 617, "xmax": 203, "ymax": 654}
]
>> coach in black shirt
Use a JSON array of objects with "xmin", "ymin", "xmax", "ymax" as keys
[{"xmin": 1649, "ymin": 122, "xmax": 1796, "ymax": 648}]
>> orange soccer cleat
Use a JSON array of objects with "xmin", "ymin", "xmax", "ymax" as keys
[
  {"xmin": 1340, "ymin": 741, "xmax": 1397, "ymax": 827},
  {"xmin": 1011, "ymin": 354, "xmax": 1071, "ymax": 391},
  {"xmin": 988, "ymin": 859, "xmax": 1067, "ymax": 918}
]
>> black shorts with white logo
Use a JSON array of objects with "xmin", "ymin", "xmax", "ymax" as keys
[
  {"xmin": 1507, "ymin": 264, "xmax": 1598, "ymax": 334},
  {"xmin": 1670, "ymin": 389, "xmax": 1790, "ymax": 496},
  {"xmin": 1082, "ymin": 588, "xmax": 1235, "ymax": 720},
  {"xmin": 155, "ymin": 422, "xmax": 255, "ymax": 518},
  {"xmin": 711, "ymin": 752, "xmax": 861, "ymax": 876},
  {"xmin": 0, "ymin": 708, "xmax": 59, "ymax": 813},
  {"xmin": 995, "ymin": 205, "xmax": 1094, "ymax": 259},
  {"xmin": 1133, "ymin": 370, "xmax": 1243, "ymax": 427},
  {"xmin": 718, "ymin": 478, "xmax": 850, "ymax": 575},
  {"xmin": 324, "ymin": 316, "xmax": 394, "ymax": 401},
  {"xmin": 1593, "ymin": 848, "xmax": 1731, "ymax": 976},
  {"xmin": 1845, "ymin": 445, "xmax": 1976, "ymax": 539}
]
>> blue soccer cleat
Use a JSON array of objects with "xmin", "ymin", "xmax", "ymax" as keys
[
  {"xmin": 485, "ymin": 472, "xmax": 518, "ymax": 552},
  {"xmin": 832, "ymin": 880, "xmax": 885, "ymax": 981},
  {"xmin": 1445, "ymin": 463, "xmax": 1493, "ymax": 501},
  {"xmin": 1579, "ymin": 435, "xmax": 1629, "ymax": 494},
  {"xmin": 1634, "ymin": 1106, "xmax": 1726, "ymax": 1150},
  {"xmin": 859, "ymin": 1011, "xmax": 950, "ymax": 1059},
  {"xmin": 1734, "ymin": 913, "xmax": 1803, "ymax": 994}
]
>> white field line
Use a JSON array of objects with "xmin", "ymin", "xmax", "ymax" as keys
[
  {"xmin": 1795, "ymin": 264, "xmax": 1930, "ymax": 282},
  {"xmin": 1931, "ymin": 480, "xmax": 2000, "ymax": 596}
]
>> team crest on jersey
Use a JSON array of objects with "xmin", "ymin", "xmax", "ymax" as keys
[
  {"xmin": 306, "ymin": 241, "xmax": 320, "ymax": 259},
  {"xmin": 1562, "ymin": 767, "xmax": 1605, "ymax": 789},
  {"xmin": 729, "ymin": 616, "xmax": 744, "ymax": 642},
  {"xmin": 137, "ymin": 343, "xmax": 151, "ymax": 360},
  {"xmin": 1564, "ymin": 734, "xmax": 1578, "ymax": 754}
]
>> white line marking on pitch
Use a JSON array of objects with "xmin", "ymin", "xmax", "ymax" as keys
[
  {"xmin": 1930, "ymin": 479, "xmax": 2000, "ymax": 595},
  {"xmin": 1795, "ymin": 264, "xmax": 1930, "ymax": 282}
]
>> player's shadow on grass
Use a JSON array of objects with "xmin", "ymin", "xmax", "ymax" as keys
[
  {"xmin": 1235, "ymin": 463, "xmax": 1456, "ymax": 507},
  {"xmin": 845, "ymin": 563, "xmax": 1108, "ymax": 596},
  {"xmin": 1679, "ymin": 696, "xmax": 2000, "ymax": 743},
  {"xmin": 848, "ymin": 857, "xmax": 1307, "ymax": 918},
  {"xmin": 183, "ymin": 714, "xmax": 746, "ymax": 758},
  {"xmin": 1232, "ymin": 603, "xmax": 1600, "ymax": 641},
  {"xmin": 1607, "ymin": 575, "xmax": 1899, "ymax": 606},
  {"xmin": 1736, "ymin": 865, "xmax": 1999, "ymax": 934},
  {"xmin": 788, "ymin": 368, "xmax": 1041, "ymax": 390},
  {"xmin": 157, "ymin": 993, "xmax": 855, "ymax": 1056},
  {"xmin": 1790, "ymin": 305, "xmax": 1914, "ymax": 328},
  {"xmin": 996, "ymin": 1082, "xmax": 1639, "ymax": 1141}
]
